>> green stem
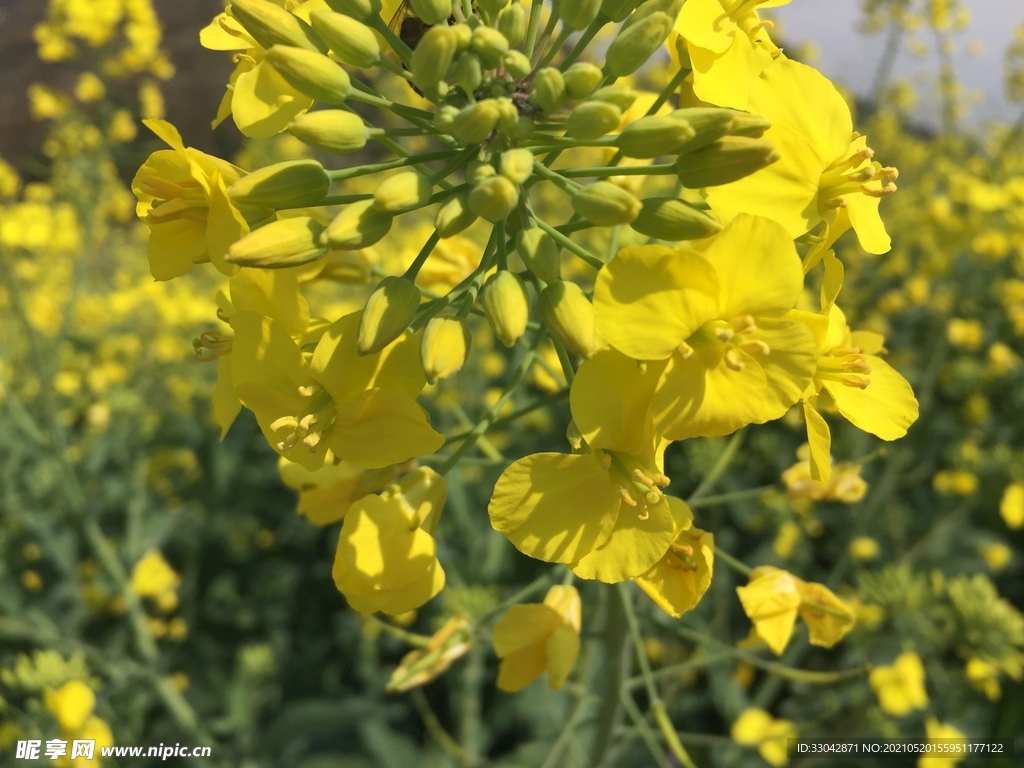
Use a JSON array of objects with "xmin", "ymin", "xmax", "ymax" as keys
[
  {"xmin": 686, "ymin": 429, "xmax": 745, "ymax": 501},
  {"xmin": 367, "ymin": 14, "xmax": 413, "ymax": 67},
  {"xmin": 476, "ymin": 572, "xmax": 555, "ymax": 625},
  {"xmin": 366, "ymin": 616, "xmax": 433, "ymax": 647},
  {"xmin": 537, "ymin": 25, "xmax": 572, "ymax": 69},
  {"xmin": 589, "ymin": 584, "xmax": 629, "ymax": 767},
  {"xmin": 714, "ymin": 547, "xmax": 753, "ymax": 577},
  {"xmin": 376, "ymin": 54, "xmax": 414, "ymax": 80},
  {"xmin": 550, "ymin": 336, "xmax": 577, "ymax": 386},
  {"xmin": 524, "ymin": 0, "xmax": 545, "ymax": 59},
  {"xmin": 687, "ymin": 485, "xmax": 775, "ymax": 509},
  {"xmin": 532, "ymin": 11, "xmax": 561, "ymax": 66},
  {"xmin": 539, "ymin": 692, "xmax": 595, "ymax": 768},
  {"xmin": 444, "ymin": 389, "xmax": 570, "ymax": 441},
  {"xmin": 560, "ymin": 18, "xmax": 605, "ymax": 70},
  {"xmin": 556, "ymin": 163, "xmax": 677, "ymax": 179},
  {"xmin": 530, "ymin": 160, "xmax": 581, "ymax": 194},
  {"xmin": 530, "ymin": 214, "xmax": 604, "ymax": 270},
  {"xmin": 403, "ymin": 230, "xmax": 443, "ymax": 281},
  {"xmin": 459, "ymin": 641, "xmax": 485, "ymax": 767},
  {"xmin": 326, "ymin": 150, "xmax": 461, "ymax": 183},
  {"xmin": 618, "ymin": 692, "xmax": 672, "ymax": 768},
  {"xmin": 411, "ymin": 688, "xmax": 465, "ymax": 760}
]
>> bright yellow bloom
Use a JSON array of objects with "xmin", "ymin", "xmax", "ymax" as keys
[
  {"xmin": 706, "ymin": 58, "xmax": 896, "ymax": 254},
  {"xmin": 731, "ymin": 707, "xmax": 797, "ymax": 767},
  {"xmin": 849, "ymin": 536, "xmax": 881, "ymax": 561},
  {"xmin": 636, "ymin": 526, "xmax": 714, "ymax": 617},
  {"xmin": 946, "ymin": 318, "xmax": 984, "ymax": 350},
  {"xmin": 489, "ymin": 347, "xmax": 691, "ymax": 583},
  {"xmin": 593, "ymin": 214, "xmax": 817, "ymax": 441},
  {"xmin": 965, "ymin": 657, "xmax": 1002, "ymax": 701},
  {"xmin": 492, "ymin": 585, "xmax": 581, "ymax": 692},
  {"xmin": 129, "ymin": 549, "xmax": 180, "ymax": 613},
  {"xmin": 45, "ymin": 681, "xmax": 95, "ymax": 732},
  {"xmin": 781, "ymin": 448, "xmax": 867, "ymax": 503},
  {"xmin": 1000, "ymin": 483, "xmax": 1024, "ymax": 529},
  {"xmin": 332, "ymin": 467, "xmax": 447, "ymax": 615},
  {"xmin": 278, "ymin": 453, "xmax": 408, "ymax": 526},
  {"xmin": 980, "ymin": 542, "xmax": 1013, "ymax": 573},
  {"xmin": 988, "ymin": 342, "xmax": 1020, "ymax": 375},
  {"xmin": 735, "ymin": 566, "xmax": 856, "ymax": 655},
  {"xmin": 933, "ymin": 469, "xmax": 978, "ymax": 496},
  {"xmin": 919, "ymin": 718, "xmax": 967, "ymax": 768},
  {"xmin": 869, "ymin": 651, "xmax": 929, "ymax": 716}
]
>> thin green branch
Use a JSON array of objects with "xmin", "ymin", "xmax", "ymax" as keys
[{"xmin": 686, "ymin": 429, "xmax": 745, "ymax": 501}]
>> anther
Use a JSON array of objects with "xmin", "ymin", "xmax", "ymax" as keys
[
  {"xmin": 731, "ymin": 315, "xmax": 757, "ymax": 334},
  {"xmin": 715, "ymin": 327, "xmax": 735, "ymax": 342},
  {"xmin": 724, "ymin": 348, "xmax": 745, "ymax": 371},
  {"xmin": 822, "ymin": 197, "xmax": 849, "ymax": 209},
  {"xmin": 842, "ymin": 375, "xmax": 870, "ymax": 389},
  {"xmin": 671, "ymin": 542, "xmax": 694, "ymax": 557},
  {"xmin": 216, "ymin": 307, "xmax": 231, "ymax": 323},
  {"xmin": 636, "ymin": 507, "xmax": 650, "ymax": 521},
  {"xmin": 303, "ymin": 432, "xmax": 322, "ymax": 451},
  {"xmin": 298, "ymin": 383, "xmax": 323, "ymax": 397},
  {"xmin": 676, "ymin": 340, "xmax": 695, "ymax": 360},
  {"xmin": 652, "ymin": 473, "xmax": 671, "ymax": 487},
  {"xmin": 618, "ymin": 487, "xmax": 637, "ymax": 507},
  {"xmin": 600, "ymin": 454, "xmax": 612, "ymax": 470},
  {"xmin": 740, "ymin": 339, "xmax": 771, "ymax": 356},
  {"xmin": 298, "ymin": 413, "xmax": 318, "ymax": 430},
  {"xmin": 270, "ymin": 416, "xmax": 299, "ymax": 432},
  {"xmin": 633, "ymin": 469, "xmax": 656, "ymax": 488},
  {"xmin": 862, "ymin": 182, "xmax": 897, "ymax": 198}
]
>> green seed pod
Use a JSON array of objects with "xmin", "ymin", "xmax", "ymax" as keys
[
  {"xmin": 540, "ymin": 281, "xmax": 596, "ymax": 359},
  {"xmin": 434, "ymin": 194, "xmax": 478, "ymax": 237},
  {"xmin": 325, "ymin": 0, "xmax": 381, "ymax": 21},
  {"xmin": 599, "ymin": 0, "xmax": 642, "ymax": 23},
  {"xmin": 309, "ymin": 10, "xmax": 380, "ymax": 68},
  {"xmin": 228, "ymin": 159, "xmax": 330, "ymax": 208},
  {"xmin": 410, "ymin": 0, "xmax": 453, "ymax": 26},
  {"xmin": 531, "ymin": 67, "xmax": 566, "ymax": 114},
  {"xmin": 456, "ymin": 53, "xmax": 483, "ymax": 95},
  {"xmin": 500, "ymin": 148, "xmax": 534, "ymax": 185},
  {"xmin": 667, "ymin": 108, "xmax": 739, "ymax": 152},
  {"xmin": 225, "ymin": 217, "xmax": 327, "ymax": 268},
  {"xmin": 606, "ymin": 11, "xmax": 672, "ymax": 77},
  {"xmin": 434, "ymin": 104, "xmax": 460, "ymax": 132},
  {"xmin": 468, "ymin": 175, "xmax": 520, "ymax": 222},
  {"xmin": 374, "ymin": 172, "xmax": 433, "ymax": 214},
  {"xmin": 471, "ymin": 26, "xmax": 510, "ymax": 68},
  {"xmin": 515, "ymin": 228, "xmax": 560, "ymax": 284},
  {"xmin": 629, "ymin": 197, "xmax": 723, "ymax": 241},
  {"xmin": 496, "ymin": 3, "xmax": 526, "ymax": 47},
  {"xmin": 325, "ymin": 199, "xmax": 394, "ymax": 250},
  {"xmin": 571, "ymin": 181, "xmax": 642, "ymax": 225},
  {"xmin": 590, "ymin": 83, "xmax": 637, "ymax": 110},
  {"xmin": 421, "ymin": 316, "xmax": 471, "ymax": 384},
  {"xmin": 556, "ymin": 0, "xmax": 602, "ymax": 31},
  {"xmin": 482, "ymin": 271, "xmax": 530, "ymax": 347},
  {"xmin": 450, "ymin": 99, "xmax": 502, "ymax": 144},
  {"xmin": 616, "ymin": 115, "xmax": 695, "ymax": 158},
  {"xmin": 563, "ymin": 62, "xmax": 603, "ymax": 100},
  {"xmin": 358, "ymin": 276, "xmax": 421, "ymax": 355},
  {"xmin": 230, "ymin": 0, "xmax": 320, "ymax": 52},
  {"xmin": 566, "ymin": 100, "xmax": 622, "ymax": 140},
  {"xmin": 502, "ymin": 50, "xmax": 532, "ymax": 78},
  {"xmin": 676, "ymin": 136, "xmax": 779, "ymax": 188},
  {"xmin": 411, "ymin": 25, "xmax": 459, "ymax": 95},
  {"xmin": 263, "ymin": 46, "xmax": 350, "ymax": 106},
  {"xmin": 287, "ymin": 109, "xmax": 369, "ymax": 154}
]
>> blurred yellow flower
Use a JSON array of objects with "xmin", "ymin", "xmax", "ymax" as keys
[
  {"xmin": 988, "ymin": 342, "xmax": 1020, "ymax": 375},
  {"xmin": 492, "ymin": 585, "xmax": 581, "ymax": 692},
  {"xmin": 919, "ymin": 718, "xmax": 966, "ymax": 768},
  {"xmin": 849, "ymin": 536, "xmax": 881, "ymax": 562},
  {"xmin": 731, "ymin": 707, "xmax": 797, "ymax": 767},
  {"xmin": 278, "ymin": 454, "xmax": 409, "ymax": 526},
  {"xmin": 869, "ymin": 651, "xmax": 928, "ymax": 716},
  {"xmin": 980, "ymin": 542, "xmax": 1012, "ymax": 573},
  {"xmin": 773, "ymin": 521, "xmax": 801, "ymax": 559},
  {"xmin": 782, "ymin": 450, "xmax": 867, "ymax": 503},
  {"xmin": 932, "ymin": 469, "xmax": 977, "ymax": 496},
  {"xmin": 45, "ymin": 680, "xmax": 94, "ymax": 732},
  {"xmin": 946, "ymin": 318, "xmax": 984, "ymax": 350},
  {"xmin": 1000, "ymin": 483, "xmax": 1024, "ymax": 529},
  {"xmin": 74, "ymin": 72, "xmax": 106, "ymax": 102},
  {"xmin": 129, "ymin": 549, "xmax": 180, "ymax": 612},
  {"xmin": 636, "ymin": 526, "xmax": 714, "ymax": 617},
  {"xmin": 965, "ymin": 657, "xmax": 1002, "ymax": 701}
]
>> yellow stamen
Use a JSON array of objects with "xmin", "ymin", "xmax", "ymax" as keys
[
  {"xmin": 619, "ymin": 487, "xmax": 637, "ymax": 507},
  {"xmin": 676, "ymin": 340, "xmax": 695, "ymax": 360},
  {"xmin": 724, "ymin": 348, "xmax": 745, "ymax": 371}
]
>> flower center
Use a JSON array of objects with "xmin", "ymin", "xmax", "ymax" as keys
[
  {"xmin": 597, "ymin": 450, "xmax": 671, "ymax": 521},
  {"xmin": 677, "ymin": 315, "xmax": 772, "ymax": 372},
  {"xmin": 816, "ymin": 347, "xmax": 871, "ymax": 389},
  {"xmin": 818, "ymin": 144, "xmax": 898, "ymax": 213},
  {"xmin": 269, "ymin": 384, "xmax": 338, "ymax": 452}
]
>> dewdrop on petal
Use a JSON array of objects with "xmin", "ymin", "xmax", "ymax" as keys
[
  {"xmin": 225, "ymin": 217, "xmax": 327, "ymax": 268},
  {"xmin": 482, "ymin": 271, "xmax": 530, "ymax": 347},
  {"xmin": 310, "ymin": 10, "xmax": 380, "ymax": 68},
  {"xmin": 540, "ymin": 281, "xmax": 596, "ymax": 359},
  {"xmin": 263, "ymin": 46, "xmax": 352, "ymax": 106},
  {"xmin": 227, "ymin": 159, "xmax": 330, "ymax": 209},
  {"xmin": 325, "ymin": 199, "xmax": 393, "ymax": 250},
  {"xmin": 571, "ymin": 181, "xmax": 642, "ymax": 226},
  {"xmin": 630, "ymin": 197, "xmax": 722, "ymax": 241},
  {"xmin": 676, "ymin": 137, "xmax": 780, "ymax": 188},
  {"xmin": 515, "ymin": 227, "xmax": 560, "ymax": 284},
  {"xmin": 357, "ymin": 276, "xmax": 421, "ymax": 355},
  {"xmin": 563, "ymin": 62, "xmax": 603, "ymax": 100},
  {"xmin": 616, "ymin": 115, "xmax": 696, "ymax": 159},
  {"xmin": 287, "ymin": 110, "xmax": 369, "ymax": 154},
  {"xmin": 566, "ymin": 101, "xmax": 622, "ymax": 140},
  {"xmin": 421, "ymin": 316, "xmax": 472, "ymax": 384},
  {"xmin": 230, "ymin": 0, "xmax": 320, "ymax": 51},
  {"xmin": 374, "ymin": 172, "xmax": 433, "ymax": 215}
]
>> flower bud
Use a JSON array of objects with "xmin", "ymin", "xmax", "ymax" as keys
[
  {"xmin": 482, "ymin": 271, "xmax": 530, "ymax": 347},
  {"xmin": 456, "ymin": 53, "xmax": 483, "ymax": 95},
  {"xmin": 605, "ymin": 11, "xmax": 673, "ymax": 76},
  {"xmin": 310, "ymin": 10, "xmax": 380, "ymax": 68},
  {"xmin": 287, "ymin": 109, "xmax": 369, "ymax": 154},
  {"xmin": 411, "ymin": 25, "xmax": 459, "ymax": 95},
  {"xmin": 434, "ymin": 104, "xmax": 459, "ymax": 132},
  {"xmin": 497, "ymin": 3, "xmax": 526, "ymax": 46},
  {"xmin": 467, "ymin": 160, "xmax": 497, "ymax": 184},
  {"xmin": 531, "ymin": 67, "xmax": 567, "ymax": 114},
  {"xmin": 495, "ymin": 97, "xmax": 520, "ymax": 132},
  {"xmin": 540, "ymin": 281, "xmax": 596, "ymax": 359},
  {"xmin": 563, "ymin": 62, "xmax": 603, "ymax": 100},
  {"xmin": 630, "ymin": 197, "xmax": 722, "ymax": 241},
  {"xmin": 325, "ymin": 199, "xmax": 394, "ymax": 250},
  {"xmin": 590, "ymin": 83, "xmax": 637, "ymax": 110},
  {"xmin": 452, "ymin": 21, "xmax": 473, "ymax": 48},
  {"xmin": 478, "ymin": 0, "xmax": 510, "ymax": 16},
  {"xmin": 726, "ymin": 112, "xmax": 772, "ymax": 138},
  {"xmin": 471, "ymin": 26, "xmax": 510, "ymax": 67},
  {"xmin": 226, "ymin": 217, "xmax": 327, "ymax": 268},
  {"xmin": 434, "ymin": 194, "xmax": 478, "ymax": 237},
  {"xmin": 450, "ymin": 99, "xmax": 502, "ymax": 144},
  {"xmin": 228, "ymin": 159, "xmax": 330, "ymax": 208},
  {"xmin": 421, "ymin": 316, "xmax": 471, "ymax": 383},
  {"xmin": 557, "ymin": 0, "xmax": 603, "ymax": 30},
  {"xmin": 599, "ymin": 0, "xmax": 642, "ymax": 22},
  {"xmin": 263, "ymin": 46, "xmax": 351, "ymax": 106},
  {"xmin": 500, "ymin": 148, "xmax": 534, "ymax": 185},
  {"xmin": 571, "ymin": 181, "xmax": 641, "ymax": 225},
  {"xmin": 358, "ymin": 276, "xmax": 421, "ymax": 355},
  {"xmin": 386, "ymin": 616, "xmax": 471, "ymax": 693},
  {"xmin": 616, "ymin": 114, "xmax": 695, "ymax": 158},
  {"xmin": 374, "ymin": 172, "xmax": 433, "ymax": 214},
  {"xmin": 325, "ymin": 0, "xmax": 381, "ymax": 21},
  {"xmin": 676, "ymin": 136, "xmax": 779, "ymax": 188},
  {"xmin": 621, "ymin": 0, "xmax": 682, "ymax": 29},
  {"xmin": 410, "ymin": 0, "xmax": 453, "ymax": 26},
  {"xmin": 387, "ymin": 466, "xmax": 448, "ymax": 528},
  {"xmin": 231, "ymin": 0, "xmax": 320, "ymax": 52},
  {"xmin": 515, "ymin": 228, "xmax": 560, "ymax": 284},
  {"xmin": 468, "ymin": 175, "xmax": 520, "ymax": 222},
  {"xmin": 566, "ymin": 100, "xmax": 622, "ymax": 140},
  {"xmin": 669, "ymin": 107, "xmax": 740, "ymax": 152},
  {"xmin": 502, "ymin": 50, "xmax": 532, "ymax": 78}
]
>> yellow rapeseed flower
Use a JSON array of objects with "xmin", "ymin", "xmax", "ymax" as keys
[
  {"xmin": 129, "ymin": 549, "xmax": 181, "ymax": 612},
  {"xmin": 492, "ymin": 585, "xmax": 581, "ymax": 692},
  {"xmin": 635, "ymin": 526, "xmax": 714, "ymax": 617},
  {"xmin": 44, "ymin": 680, "xmax": 95, "ymax": 732},
  {"xmin": 731, "ymin": 707, "xmax": 797, "ymax": 767},
  {"xmin": 965, "ymin": 657, "xmax": 1002, "ymax": 701},
  {"xmin": 980, "ymin": 542, "xmax": 1012, "ymax": 573},
  {"xmin": 849, "ymin": 536, "xmax": 881, "ymax": 561},
  {"xmin": 869, "ymin": 651, "xmax": 929, "ymax": 716},
  {"xmin": 1000, "ymin": 483, "xmax": 1024, "ymax": 529},
  {"xmin": 919, "ymin": 718, "xmax": 967, "ymax": 768},
  {"xmin": 946, "ymin": 318, "xmax": 984, "ymax": 350},
  {"xmin": 278, "ymin": 454, "xmax": 408, "ymax": 526}
]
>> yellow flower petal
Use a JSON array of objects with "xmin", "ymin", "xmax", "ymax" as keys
[
  {"xmin": 803, "ymin": 401, "xmax": 832, "ymax": 482},
  {"xmin": 205, "ymin": 170, "xmax": 245, "ymax": 277},
  {"xmin": 823, "ymin": 355, "xmax": 918, "ymax": 440},
  {"xmin": 636, "ymin": 526, "xmax": 713, "ymax": 618},
  {"xmin": 200, "ymin": 12, "xmax": 254, "ymax": 50},
  {"xmin": 545, "ymin": 622, "xmax": 580, "ymax": 690},
  {"xmin": 496, "ymin": 640, "xmax": 550, "ymax": 692},
  {"xmin": 231, "ymin": 60, "xmax": 313, "ymax": 139},
  {"xmin": 689, "ymin": 31, "xmax": 773, "ymax": 109},
  {"xmin": 751, "ymin": 317, "xmax": 819, "ymax": 415},
  {"xmin": 328, "ymin": 388, "xmax": 444, "ymax": 469},
  {"xmin": 148, "ymin": 219, "xmax": 206, "ymax": 281},
  {"xmin": 213, "ymin": 355, "xmax": 241, "ymax": 439},
  {"xmin": 796, "ymin": 581, "xmax": 856, "ymax": 648},
  {"xmin": 676, "ymin": 0, "xmax": 736, "ymax": 55},
  {"xmin": 736, "ymin": 566, "xmax": 801, "ymax": 656},
  {"xmin": 230, "ymin": 267, "xmax": 310, "ymax": 338}
]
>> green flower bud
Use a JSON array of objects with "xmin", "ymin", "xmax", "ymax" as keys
[
  {"xmin": 629, "ymin": 197, "xmax": 722, "ymax": 241},
  {"xmin": 571, "ymin": 181, "xmax": 641, "ymax": 225},
  {"xmin": 450, "ymin": 99, "xmax": 502, "ymax": 144},
  {"xmin": 515, "ymin": 227, "xmax": 561, "ymax": 284},
  {"xmin": 309, "ymin": 10, "xmax": 380, "ymax": 68},
  {"xmin": 421, "ymin": 316, "xmax": 471, "ymax": 383},
  {"xmin": 358, "ymin": 276, "xmax": 421, "ymax": 355},
  {"xmin": 509, "ymin": 114, "xmax": 536, "ymax": 140},
  {"xmin": 502, "ymin": 50, "xmax": 532, "ymax": 78},
  {"xmin": 482, "ymin": 271, "xmax": 530, "ymax": 347},
  {"xmin": 410, "ymin": 0, "xmax": 453, "ymax": 26},
  {"xmin": 231, "ymin": 0, "xmax": 320, "ymax": 52},
  {"xmin": 590, "ymin": 83, "xmax": 637, "ymax": 110},
  {"xmin": 496, "ymin": 3, "xmax": 526, "ymax": 46},
  {"xmin": 263, "ymin": 46, "xmax": 350, "ymax": 106},
  {"xmin": 621, "ymin": 0, "xmax": 682, "ymax": 30},
  {"xmin": 287, "ymin": 110, "xmax": 369, "ymax": 154},
  {"xmin": 434, "ymin": 104, "xmax": 459, "ymax": 132},
  {"xmin": 412, "ymin": 25, "xmax": 459, "ymax": 95},
  {"xmin": 468, "ymin": 175, "xmax": 520, "ymax": 222},
  {"xmin": 616, "ymin": 114, "xmax": 696, "ymax": 158},
  {"xmin": 467, "ymin": 160, "xmax": 497, "ymax": 184},
  {"xmin": 228, "ymin": 159, "xmax": 330, "ymax": 208},
  {"xmin": 478, "ymin": 0, "xmax": 510, "ymax": 18},
  {"xmin": 471, "ymin": 26, "xmax": 510, "ymax": 68},
  {"xmin": 676, "ymin": 136, "xmax": 779, "ymax": 188},
  {"xmin": 374, "ymin": 172, "xmax": 434, "ymax": 214},
  {"xmin": 452, "ymin": 22, "xmax": 473, "ymax": 48},
  {"xmin": 325, "ymin": 0, "xmax": 381, "ymax": 21},
  {"xmin": 225, "ymin": 217, "xmax": 326, "ymax": 268},
  {"xmin": 563, "ymin": 62, "xmax": 604, "ymax": 100},
  {"xmin": 724, "ymin": 111, "xmax": 771, "ymax": 138},
  {"xmin": 540, "ymin": 281, "xmax": 595, "ymax": 359},
  {"xmin": 599, "ymin": 0, "xmax": 642, "ymax": 23},
  {"xmin": 456, "ymin": 53, "xmax": 483, "ymax": 95},
  {"xmin": 495, "ymin": 97, "xmax": 520, "ymax": 132},
  {"xmin": 500, "ymin": 148, "xmax": 535, "ymax": 185},
  {"xmin": 566, "ymin": 100, "xmax": 622, "ymax": 140},
  {"xmin": 326, "ymin": 199, "xmax": 394, "ymax": 250},
  {"xmin": 556, "ymin": 0, "xmax": 602, "ymax": 31},
  {"xmin": 531, "ymin": 67, "xmax": 567, "ymax": 114},
  {"xmin": 434, "ymin": 194, "xmax": 478, "ymax": 237},
  {"xmin": 667, "ymin": 107, "xmax": 741, "ymax": 152},
  {"xmin": 606, "ymin": 11, "xmax": 672, "ymax": 77}
]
